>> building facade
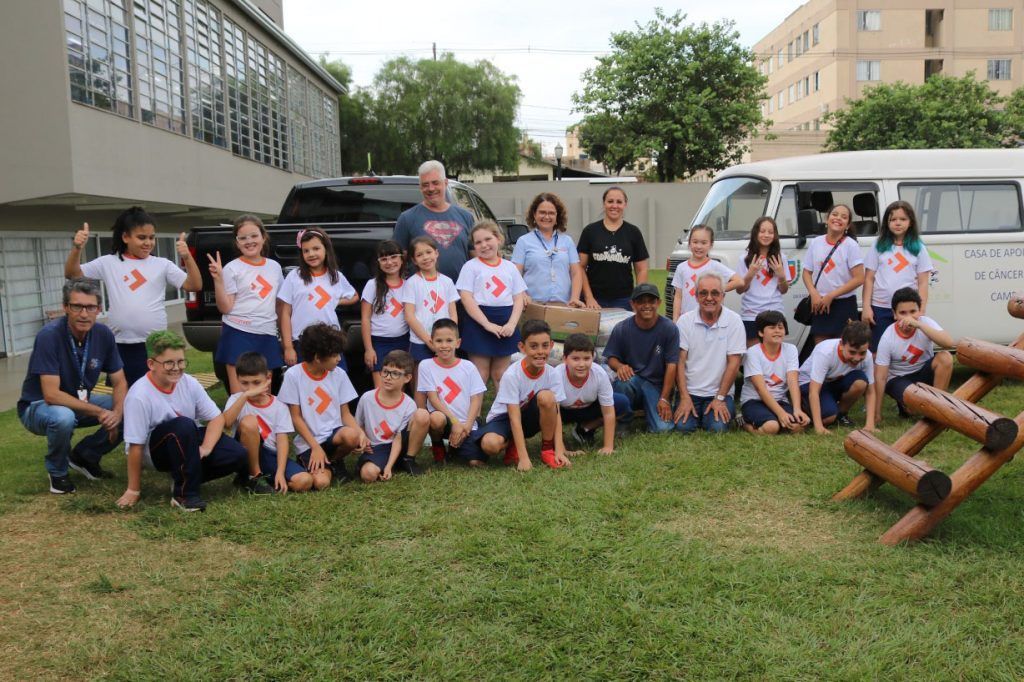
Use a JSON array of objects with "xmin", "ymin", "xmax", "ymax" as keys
[
  {"xmin": 750, "ymin": 0, "xmax": 1023, "ymax": 157},
  {"xmin": 0, "ymin": 0, "xmax": 342, "ymax": 355}
]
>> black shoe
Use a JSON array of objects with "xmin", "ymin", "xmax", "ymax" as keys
[
  {"xmin": 243, "ymin": 475, "xmax": 275, "ymax": 495},
  {"xmin": 569, "ymin": 423, "xmax": 596, "ymax": 447},
  {"xmin": 330, "ymin": 462, "xmax": 354, "ymax": 484},
  {"xmin": 49, "ymin": 474, "xmax": 76, "ymax": 495},
  {"xmin": 836, "ymin": 413, "xmax": 855, "ymax": 428},
  {"xmin": 69, "ymin": 451, "xmax": 113, "ymax": 480},
  {"xmin": 171, "ymin": 496, "xmax": 207, "ymax": 512},
  {"xmin": 396, "ymin": 456, "xmax": 424, "ymax": 476}
]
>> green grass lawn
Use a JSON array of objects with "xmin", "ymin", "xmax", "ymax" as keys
[{"xmin": 4, "ymin": 287, "xmax": 1024, "ymax": 679}]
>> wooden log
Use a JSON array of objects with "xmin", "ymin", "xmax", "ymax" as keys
[
  {"xmin": 879, "ymin": 411, "xmax": 1024, "ymax": 545},
  {"xmin": 1008, "ymin": 295, "xmax": 1024, "ymax": 320},
  {"xmin": 832, "ymin": 331, "xmax": 1024, "ymax": 502},
  {"xmin": 957, "ymin": 338, "xmax": 1024, "ymax": 381},
  {"xmin": 844, "ymin": 430, "xmax": 952, "ymax": 506},
  {"xmin": 902, "ymin": 383, "xmax": 1018, "ymax": 451}
]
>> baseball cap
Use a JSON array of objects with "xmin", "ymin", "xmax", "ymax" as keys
[{"xmin": 630, "ymin": 283, "xmax": 661, "ymax": 301}]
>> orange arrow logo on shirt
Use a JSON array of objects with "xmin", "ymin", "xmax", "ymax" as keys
[
  {"xmin": 389, "ymin": 297, "xmax": 404, "ymax": 317},
  {"xmin": 256, "ymin": 415, "xmax": 272, "ymax": 440},
  {"xmin": 309, "ymin": 285, "xmax": 332, "ymax": 309},
  {"xmin": 760, "ymin": 269, "xmax": 773, "ymax": 286},
  {"xmin": 823, "ymin": 258, "xmax": 836, "ymax": 274},
  {"xmin": 902, "ymin": 344, "xmax": 924, "ymax": 365},
  {"xmin": 768, "ymin": 373, "xmax": 783, "ymax": 386},
  {"xmin": 888, "ymin": 251, "xmax": 910, "ymax": 272},
  {"xmin": 376, "ymin": 419, "xmax": 394, "ymax": 440},
  {"xmin": 123, "ymin": 269, "xmax": 147, "ymax": 291},
  {"xmin": 487, "ymin": 276, "xmax": 507, "ymax": 298},
  {"xmin": 251, "ymin": 275, "xmax": 273, "ymax": 299},
  {"xmin": 427, "ymin": 290, "xmax": 445, "ymax": 313},
  {"xmin": 439, "ymin": 377, "xmax": 462, "ymax": 404},
  {"xmin": 307, "ymin": 386, "xmax": 332, "ymax": 415}
]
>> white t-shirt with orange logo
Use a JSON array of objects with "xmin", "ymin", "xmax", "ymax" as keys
[
  {"xmin": 734, "ymin": 252, "xmax": 789, "ymax": 321},
  {"xmin": 740, "ymin": 342, "xmax": 799, "ymax": 405},
  {"xmin": 224, "ymin": 393, "xmax": 294, "ymax": 452},
  {"xmin": 277, "ymin": 268, "xmax": 357, "ymax": 341},
  {"xmin": 486, "ymin": 360, "xmax": 566, "ymax": 421},
  {"xmin": 354, "ymin": 390, "xmax": 418, "ymax": 446},
  {"xmin": 362, "ymin": 279, "xmax": 409, "ymax": 338},
  {"xmin": 557, "ymin": 363, "xmax": 614, "ymax": 409},
  {"xmin": 875, "ymin": 316, "xmax": 940, "ymax": 378},
  {"xmin": 670, "ymin": 259, "xmax": 736, "ymax": 317},
  {"xmin": 80, "ymin": 254, "xmax": 188, "ymax": 343},
  {"xmin": 278, "ymin": 363, "xmax": 357, "ymax": 452},
  {"xmin": 400, "ymin": 272, "xmax": 458, "ymax": 346},
  {"xmin": 416, "ymin": 357, "xmax": 486, "ymax": 424},
  {"xmin": 222, "ymin": 257, "xmax": 283, "ymax": 336},
  {"xmin": 123, "ymin": 372, "xmax": 220, "ymax": 466},
  {"xmin": 801, "ymin": 235, "xmax": 863, "ymax": 299},
  {"xmin": 864, "ymin": 245, "xmax": 934, "ymax": 309},
  {"xmin": 456, "ymin": 257, "xmax": 527, "ymax": 308}
]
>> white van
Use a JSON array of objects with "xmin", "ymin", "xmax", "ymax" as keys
[{"xmin": 667, "ymin": 149, "xmax": 1024, "ymax": 348}]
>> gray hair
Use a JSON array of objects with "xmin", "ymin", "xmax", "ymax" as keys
[
  {"xmin": 695, "ymin": 272, "xmax": 724, "ymax": 291},
  {"xmin": 63, "ymin": 277, "xmax": 102, "ymax": 306},
  {"xmin": 418, "ymin": 159, "xmax": 446, "ymax": 179}
]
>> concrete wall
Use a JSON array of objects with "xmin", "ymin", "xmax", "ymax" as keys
[{"xmin": 473, "ymin": 181, "xmax": 712, "ymax": 268}]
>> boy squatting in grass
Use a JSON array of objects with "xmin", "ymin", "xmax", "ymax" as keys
[
  {"xmin": 222, "ymin": 351, "xmax": 314, "ymax": 493},
  {"xmin": 798, "ymin": 320, "xmax": 878, "ymax": 435},
  {"xmin": 353, "ymin": 350, "xmax": 430, "ymax": 483},
  {"xmin": 558, "ymin": 333, "xmax": 630, "ymax": 454},
  {"xmin": 739, "ymin": 311, "xmax": 810, "ymax": 435},
  {"xmin": 116, "ymin": 330, "xmax": 252, "ymax": 512},
  {"xmin": 872, "ymin": 287, "xmax": 953, "ymax": 425},
  {"xmin": 471, "ymin": 319, "xmax": 572, "ymax": 471},
  {"xmin": 416, "ymin": 318, "xmax": 487, "ymax": 464}
]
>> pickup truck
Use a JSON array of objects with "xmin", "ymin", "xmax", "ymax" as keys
[{"xmin": 183, "ymin": 175, "xmax": 525, "ymax": 387}]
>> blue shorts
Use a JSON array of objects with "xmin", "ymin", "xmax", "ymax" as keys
[
  {"xmin": 460, "ymin": 305, "xmax": 519, "ymax": 357},
  {"xmin": 356, "ymin": 435, "xmax": 408, "ymax": 472},
  {"xmin": 596, "ymin": 296, "xmax": 632, "ymax": 311},
  {"xmin": 885, "ymin": 362, "xmax": 935, "ymax": 406},
  {"xmin": 560, "ymin": 393, "xmax": 630, "ymax": 424},
  {"xmin": 472, "ymin": 396, "xmax": 541, "ymax": 456},
  {"xmin": 258, "ymin": 443, "xmax": 306, "ymax": 482},
  {"xmin": 800, "ymin": 370, "xmax": 868, "ymax": 420},
  {"xmin": 741, "ymin": 399, "xmax": 795, "ymax": 428},
  {"xmin": 371, "ymin": 334, "xmax": 410, "ymax": 372},
  {"xmin": 115, "ymin": 342, "xmax": 149, "ymax": 386},
  {"xmin": 869, "ymin": 305, "xmax": 895, "ymax": 353},
  {"xmin": 743, "ymin": 320, "xmax": 760, "ymax": 342},
  {"xmin": 215, "ymin": 324, "xmax": 284, "ymax": 368},
  {"xmin": 810, "ymin": 296, "xmax": 858, "ymax": 338},
  {"xmin": 410, "ymin": 342, "xmax": 434, "ymax": 363},
  {"xmin": 295, "ymin": 425, "xmax": 346, "ymax": 468}
]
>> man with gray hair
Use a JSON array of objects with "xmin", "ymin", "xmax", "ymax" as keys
[
  {"xmin": 674, "ymin": 272, "xmax": 746, "ymax": 434},
  {"xmin": 393, "ymin": 159, "xmax": 475, "ymax": 281},
  {"xmin": 18, "ymin": 278, "xmax": 127, "ymax": 493}
]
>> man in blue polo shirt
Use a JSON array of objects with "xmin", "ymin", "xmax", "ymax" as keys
[
  {"xmin": 18, "ymin": 278, "xmax": 127, "ymax": 494},
  {"xmin": 602, "ymin": 283, "xmax": 680, "ymax": 433}
]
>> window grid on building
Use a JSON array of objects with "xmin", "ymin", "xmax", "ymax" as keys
[
  {"xmin": 133, "ymin": 0, "xmax": 187, "ymax": 134},
  {"xmin": 988, "ymin": 59, "xmax": 1012, "ymax": 80},
  {"xmin": 857, "ymin": 10, "xmax": 881, "ymax": 31},
  {"xmin": 63, "ymin": 0, "xmax": 134, "ymax": 117},
  {"xmin": 857, "ymin": 60, "xmax": 881, "ymax": 81},
  {"xmin": 989, "ymin": 9, "xmax": 1013, "ymax": 30},
  {"xmin": 223, "ymin": 18, "xmax": 250, "ymax": 158},
  {"xmin": 812, "ymin": 23, "xmax": 820, "ymax": 45},
  {"xmin": 183, "ymin": 0, "xmax": 226, "ymax": 147},
  {"xmin": 287, "ymin": 67, "xmax": 309, "ymax": 175}
]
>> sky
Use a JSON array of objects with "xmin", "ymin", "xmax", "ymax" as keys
[{"xmin": 282, "ymin": 1, "xmax": 797, "ymax": 153}]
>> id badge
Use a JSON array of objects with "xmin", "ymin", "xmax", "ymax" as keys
[{"xmin": 77, "ymin": 388, "xmax": 88, "ymax": 402}]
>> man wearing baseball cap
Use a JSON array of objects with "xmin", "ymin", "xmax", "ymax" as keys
[{"xmin": 601, "ymin": 283, "xmax": 680, "ymax": 432}]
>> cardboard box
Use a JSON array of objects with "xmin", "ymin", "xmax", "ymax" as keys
[{"xmin": 520, "ymin": 303, "xmax": 600, "ymax": 342}]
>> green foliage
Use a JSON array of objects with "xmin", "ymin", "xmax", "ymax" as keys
[
  {"xmin": 573, "ymin": 10, "xmax": 767, "ymax": 182},
  {"xmin": 575, "ymin": 113, "xmax": 638, "ymax": 175},
  {"xmin": 825, "ymin": 73, "xmax": 1023, "ymax": 151},
  {"xmin": 1005, "ymin": 87, "xmax": 1024, "ymax": 147},
  {"xmin": 320, "ymin": 58, "xmax": 381, "ymax": 175}
]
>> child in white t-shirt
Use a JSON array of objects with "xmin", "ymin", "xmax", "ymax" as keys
[
  {"xmin": 739, "ymin": 311, "xmax": 808, "ymax": 435},
  {"xmin": 801, "ymin": 204, "xmax": 865, "ymax": 344},
  {"xmin": 416, "ymin": 319, "xmax": 486, "ymax": 465},
  {"xmin": 671, "ymin": 225, "xmax": 742, "ymax": 321},
  {"xmin": 354, "ymin": 350, "xmax": 429, "ymax": 483},
  {"xmin": 734, "ymin": 217, "xmax": 790, "ymax": 346},
  {"xmin": 222, "ymin": 351, "xmax": 313, "ymax": 494},
  {"xmin": 558, "ymin": 333, "xmax": 629, "ymax": 454},
  {"xmin": 361, "ymin": 239, "xmax": 409, "ymax": 388},
  {"xmin": 873, "ymin": 287, "xmax": 954, "ymax": 424},
  {"xmin": 798, "ymin": 321, "xmax": 877, "ymax": 435},
  {"xmin": 278, "ymin": 323, "xmax": 368, "ymax": 488},
  {"xmin": 402, "ymin": 235, "xmax": 459, "ymax": 368}
]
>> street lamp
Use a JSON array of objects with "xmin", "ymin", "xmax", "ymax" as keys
[{"xmin": 554, "ymin": 143, "xmax": 563, "ymax": 181}]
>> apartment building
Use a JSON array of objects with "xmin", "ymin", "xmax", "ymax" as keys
[
  {"xmin": 0, "ymin": 0, "xmax": 343, "ymax": 355},
  {"xmin": 749, "ymin": 0, "xmax": 1023, "ymax": 158}
]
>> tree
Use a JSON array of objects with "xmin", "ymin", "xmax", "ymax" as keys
[
  {"xmin": 824, "ymin": 73, "xmax": 1015, "ymax": 151},
  {"xmin": 369, "ymin": 54, "xmax": 522, "ymax": 176},
  {"xmin": 574, "ymin": 115, "xmax": 638, "ymax": 176},
  {"xmin": 573, "ymin": 10, "xmax": 767, "ymax": 182},
  {"xmin": 320, "ymin": 58, "xmax": 375, "ymax": 175},
  {"xmin": 1005, "ymin": 86, "xmax": 1024, "ymax": 147}
]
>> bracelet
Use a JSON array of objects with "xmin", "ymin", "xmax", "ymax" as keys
[{"xmin": 658, "ymin": 398, "xmax": 669, "ymax": 404}]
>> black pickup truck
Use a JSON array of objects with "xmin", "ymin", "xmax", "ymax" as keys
[{"xmin": 183, "ymin": 175, "xmax": 525, "ymax": 385}]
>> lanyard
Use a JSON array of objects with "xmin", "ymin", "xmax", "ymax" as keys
[
  {"xmin": 533, "ymin": 230, "xmax": 558, "ymax": 258},
  {"xmin": 66, "ymin": 321, "xmax": 91, "ymax": 389}
]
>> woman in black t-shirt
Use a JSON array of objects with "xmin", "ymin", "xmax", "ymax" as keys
[{"xmin": 577, "ymin": 186, "xmax": 650, "ymax": 310}]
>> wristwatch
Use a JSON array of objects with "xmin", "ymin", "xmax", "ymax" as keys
[{"xmin": 715, "ymin": 394, "xmax": 726, "ymax": 402}]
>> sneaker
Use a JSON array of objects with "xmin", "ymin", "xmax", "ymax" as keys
[
  {"xmin": 330, "ymin": 462, "xmax": 354, "ymax": 484},
  {"xmin": 232, "ymin": 472, "xmax": 248, "ymax": 488},
  {"xmin": 243, "ymin": 475, "xmax": 275, "ymax": 495},
  {"xmin": 396, "ymin": 456, "xmax": 424, "ymax": 476},
  {"xmin": 540, "ymin": 446, "xmax": 565, "ymax": 469},
  {"xmin": 69, "ymin": 450, "xmax": 113, "ymax": 480},
  {"xmin": 431, "ymin": 444, "xmax": 447, "ymax": 463},
  {"xmin": 503, "ymin": 442, "xmax": 519, "ymax": 466},
  {"xmin": 49, "ymin": 474, "xmax": 76, "ymax": 495},
  {"xmin": 836, "ymin": 413, "xmax": 855, "ymax": 428},
  {"xmin": 171, "ymin": 496, "xmax": 207, "ymax": 512},
  {"xmin": 569, "ymin": 423, "xmax": 595, "ymax": 447}
]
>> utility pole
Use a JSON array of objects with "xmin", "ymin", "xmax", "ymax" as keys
[{"xmin": 432, "ymin": 42, "xmax": 437, "ymax": 60}]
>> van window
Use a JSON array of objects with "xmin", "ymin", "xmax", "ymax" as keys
[
  {"xmin": 450, "ymin": 186, "xmax": 479, "ymax": 218},
  {"xmin": 775, "ymin": 185, "xmax": 798, "ymax": 236},
  {"xmin": 690, "ymin": 176, "xmax": 770, "ymax": 237},
  {"xmin": 780, "ymin": 182, "xmax": 881, "ymax": 237},
  {"xmin": 899, "ymin": 183, "xmax": 1023, "ymax": 232}
]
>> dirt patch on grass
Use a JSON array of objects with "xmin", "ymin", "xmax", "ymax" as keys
[
  {"xmin": 656, "ymin": 491, "xmax": 849, "ymax": 555},
  {"xmin": 0, "ymin": 498, "xmax": 260, "ymax": 681}
]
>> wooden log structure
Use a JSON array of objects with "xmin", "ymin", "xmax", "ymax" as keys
[
  {"xmin": 1008, "ymin": 295, "xmax": 1024, "ymax": 320},
  {"xmin": 832, "ymin": 330, "xmax": 1024, "ymax": 502},
  {"xmin": 956, "ymin": 338, "xmax": 1024, "ymax": 381},
  {"xmin": 902, "ymin": 383, "xmax": 1018, "ymax": 452},
  {"xmin": 879, "ymin": 411, "xmax": 1024, "ymax": 545},
  {"xmin": 844, "ymin": 430, "xmax": 952, "ymax": 506}
]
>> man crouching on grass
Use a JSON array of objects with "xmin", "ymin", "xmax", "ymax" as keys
[{"xmin": 116, "ymin": 331, "xmax": 249, "ymax": 512}]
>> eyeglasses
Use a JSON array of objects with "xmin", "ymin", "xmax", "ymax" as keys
[
  {"xmin": 378, "ymin": 254, "xmax": 402, "ymax": 262},
  {"xmin": 697, "ymin": 290, "xmax": 723, "ymax": 299},
  {"xmin": 67, "ymin": 303, "xmax": 100, "ymax": 313},
  {"xmin": 235, "ymin": 233, "xmax": 262, "ymax": 242},
  {"xmin": 380, "ymin": 369, "xmax": 407, "ymax": 379},
  {"xmin": 157, "ymin": 359, "xmax": 188, "ymax": 370}
]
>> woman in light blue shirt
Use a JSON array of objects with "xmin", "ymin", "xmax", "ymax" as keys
[{"xmin": 511, "ymin": 192, "xmax": 584, "ymax": 306}]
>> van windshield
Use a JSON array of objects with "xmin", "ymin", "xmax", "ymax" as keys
[{"xmin": 691, "ymin": 176, "xmax": 770, "ymax": 238}]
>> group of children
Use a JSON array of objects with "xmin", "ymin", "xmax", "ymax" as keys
[{"xmin": 66, "ymin": 199, "xmax": 953, "ymax": 511}]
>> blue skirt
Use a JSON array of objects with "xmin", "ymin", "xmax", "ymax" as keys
[
  {"xmin": 461, "ymin": 305, "xmax": 520, "ymax": 357},
  {"xmin": 115, "ymin": 342, "xmax": 149, "ymax": 386},
  {"xmin": 215, "ymin": 324, "xmax": 284, "ymax": 368},
  {"xmin": 410, "ymin": 342, "xmax": 435, "ymax": 362},
  {"xmin": 371, "ymin": 333, "xmax": 410, "ymax": 372},
  {"xmin": 810, "ymin": 296, "xmax": 858, "ymax": 338}
]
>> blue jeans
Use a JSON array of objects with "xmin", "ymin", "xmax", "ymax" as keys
[
  {"xmin": 613, "ymin": 374, "xmax": 676, "ymax": 433},
  {"xmin": 19, "ymin": 394, "xmax": 121, "ymax": 477},
  {"xmin": 560, "ymin": 392, "xmax": 632, "ymax": 425},
  {"xmin": 596, "ymin": 296, "xmax": 633, "ymax": 311},
  {"xmin": 676, "ymin": 395, "xmax": 735, "ymax": 434},
  {"xmin": 149, "ymin": 417, "xmax": 248, "ymax": 499}
]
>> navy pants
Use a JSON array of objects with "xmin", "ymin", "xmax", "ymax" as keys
[{"xmin": 149, "ymin": 416, "xmax": 248, "ymax": 499}]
